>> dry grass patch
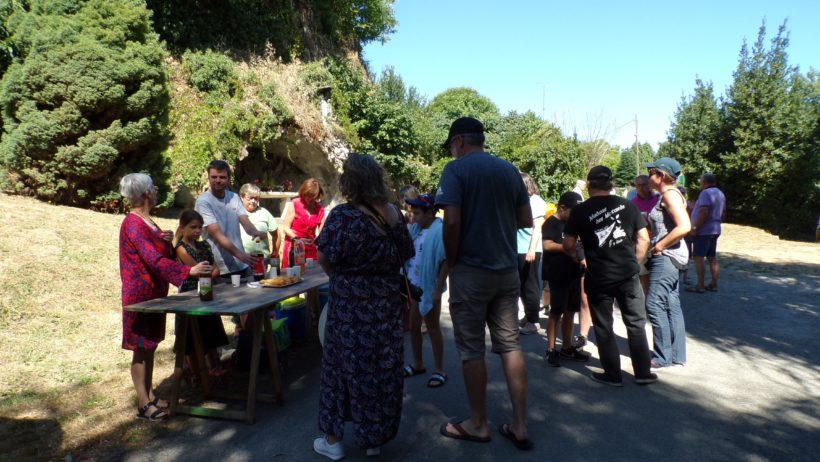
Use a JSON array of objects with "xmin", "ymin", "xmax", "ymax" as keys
[{"xmin": 0, "ymin": 194, "xmax": 182, "ymax": 460}]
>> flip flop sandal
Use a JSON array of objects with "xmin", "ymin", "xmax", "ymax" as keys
[
  {"xmin": 427, "ymin": 372, "xmax": 447, "ymax": 388},
  {"xmin": 685, "ymin": 286, "xmax": 706, "ymax": 294},
  {"xmin": 439, "ymin": 420, "xmax": 491, "ymax": 443},
  {"xmin": 706, "ymin": 286, "xmax": 719, "ymax": 292},
  {"xmin": 137, "ymin": 402, "xmax": 168, "ymax": 422},
  {"xmin": 403, "ymin": 365, "xmax": 426, "ymax": 378},
  {"xmin": 499, "ymin": 423, "xmax": 534, "ymax": 450}
]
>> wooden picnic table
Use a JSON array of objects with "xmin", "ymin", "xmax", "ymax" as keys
[{"xmin": 123, "ymin": 267, "xmax": 329, "ymax": 423}]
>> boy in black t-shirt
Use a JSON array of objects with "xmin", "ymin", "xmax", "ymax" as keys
[
  {"xmin": 563, "ymin": 166, "xmax": 657, "ymax": 387},
  {"xmin": 542, "ymin": 192, "xmax": 590, "ymax": 366}
]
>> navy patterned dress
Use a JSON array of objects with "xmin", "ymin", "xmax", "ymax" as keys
[{"xmin": 315, "ymin": 203, "xmax": 414, "ymax": 449}]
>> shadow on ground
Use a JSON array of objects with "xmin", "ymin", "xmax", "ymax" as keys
[
  {"xmin": 0, "ymin": 415, "xmax": 62, "ymax": 460},
  {"xmin": 6, "ymin": 254, "xmax": 819, "ymax": 461}
]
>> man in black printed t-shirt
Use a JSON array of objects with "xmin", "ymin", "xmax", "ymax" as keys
[{"xmin": 563, "ymin": 166, "xmax": 657, "ymax": 387}]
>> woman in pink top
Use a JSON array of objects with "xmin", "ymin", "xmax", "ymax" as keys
[{"xmin": 282, "ymin": 178, "xmax": 326, "ymax": 267}]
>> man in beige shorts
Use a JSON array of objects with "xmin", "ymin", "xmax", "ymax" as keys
[{"xmin": 435, "ymin": 117, "xmax": 534, "ymax": 450}]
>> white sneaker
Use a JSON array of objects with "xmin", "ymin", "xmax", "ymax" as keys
[
  {"xmin": 366, "ymin": 447, "xmax": 380, "ymax": 457},
  {"xmin": 313, "ymin": 436, "xmax": 345, "ymax": 460}
]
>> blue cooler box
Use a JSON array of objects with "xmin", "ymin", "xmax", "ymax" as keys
[{"xmin": 273, "ymin": 296, "xmax": 307, "ymax": 339}]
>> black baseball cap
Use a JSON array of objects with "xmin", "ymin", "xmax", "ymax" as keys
[
  {"xmin": 587, "ymin": 165, "xmax": 613, "ymax": 181},
  {"xmin": 442, "ymin": 117, "xmax": 485, "ymax": 148},
  {"xmin": 558, "ymin": 191, "xmax": 582, "ymax": 208}
]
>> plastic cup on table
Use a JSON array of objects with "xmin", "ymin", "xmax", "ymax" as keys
[{"xmin": 231, "ymin": 274, "xmax": 241, "ymax": 287}]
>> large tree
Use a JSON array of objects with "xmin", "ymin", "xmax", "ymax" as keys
[
  {"xmin": 496, "ymin": 111, "xmax": 584, "ymax": 200},
  {"xmin": 721, "ymin": 22, "xmax": 794, "ymax": 223},
  {"xmin": 0, "ymin": 0, "xmax": 170, "ymax": 208},
  {"xmin": 721, "ymin": 21, "xmax": 819, "ymax": 237},
  {"xmin": 426, "ymin": 87, "xmax": 502, "ymax": 152},
  {"xmin": 613, "ymin": 142, "xmax": 655, "ymax": 187},
  {"xmin": 663, "ymin": 21, "xmax": 820, "ymax": 239},
  {"xmin": 664, "ymin": 78, "xmax": 727, "ymax": 179}
]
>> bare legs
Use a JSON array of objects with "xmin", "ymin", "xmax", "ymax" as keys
[
  {"xmin": 707, "ymin": 256, "xmax": 720, "ymax": 289},
  {"xmin": 546, "ymin": 313, "xmax": 575, "ymax": 350},
  {"xmin": 500, "ymin": 351, "xmax": 528, "ymax": 440},
  {"xmin": 131, "ymin": 349, "xmax": 154, "ymax": 408},
  {"xmin": 579, "ymin": 279, "xmax": 592, "ymax": 339},
  {"xmin": 694, "ymin": 256, "xmax": 719, "ymax": 290},
  {"xmin": 131, "ymin": 348, "xmax": 166, "ymax": 416},
  {"xmin": 446, "ymin": 351, "xmax": 528, "ymax": 441},
  {"xmin": 408, "ymin": 302, "xmax": 445, "ymax": 374},
  {"xmin": 458, "ymin": 358, "xmax": 489, "ymax": 437}
]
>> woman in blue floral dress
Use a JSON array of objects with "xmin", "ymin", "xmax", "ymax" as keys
[{"xmin": 313, "ymin": 154, "xmax": 414, "ymax": 459}]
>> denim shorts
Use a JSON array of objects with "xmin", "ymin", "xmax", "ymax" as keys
[
  {"xmin": 448, "ymin": 264, "xmax": 521, "ymax": 361},
  {"xmin": 692, "ymin": 234, "xmax": 720, "ymax": 258}
]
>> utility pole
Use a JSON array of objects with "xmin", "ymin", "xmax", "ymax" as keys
[
  {"xmin": 634, "ymin": 114, "xmax": 640, "ymax": 176},
  {"xmin": 537, "ymin": 82, "xmax": 547, "ymax": 119}
]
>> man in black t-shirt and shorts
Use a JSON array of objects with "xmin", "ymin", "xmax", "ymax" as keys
[{"xmin": 563, "ymin": 166, "xmax": 657, "ymax": 386}]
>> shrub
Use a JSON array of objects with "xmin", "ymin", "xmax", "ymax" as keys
[
  {"xmin": 0, "ymin": 0, "xmax": 170, "ymax": 207},
  {"xmin": 182, "ymin": 50, "xmax": 237, "ymax": 95}
]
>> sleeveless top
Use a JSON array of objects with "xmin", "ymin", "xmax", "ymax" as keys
[
  {"xmin": 291, "ymin": 197, "xmax": 325, "ymax": 240},
  {"xmin": 648, "ymin": 188, "xmax": 689, "ymax": 269},
  {"xmin": 176, "ymin": 240, "xmax": 215, "ymax": 292}
]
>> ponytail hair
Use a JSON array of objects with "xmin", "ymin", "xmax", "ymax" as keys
[{"xmin": 174, "ymin": 209, "xmax": 204, "ymax": 246}]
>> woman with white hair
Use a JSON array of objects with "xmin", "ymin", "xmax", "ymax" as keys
[{"xmin": 118, "ymin": 173, "xmax": 212, "ymax": 421}]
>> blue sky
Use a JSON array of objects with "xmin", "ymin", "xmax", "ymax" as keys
[{"xmin": 362, "ymin": 0, "xmax": 820, "ymax": 149}]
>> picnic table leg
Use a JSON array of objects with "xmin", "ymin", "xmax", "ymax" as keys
[
  {"xmin": 189, "ymin": 316, "xmax": 211, "ymax": 396},
  {"xmin": 169, "ymin": 313, "xmax": 188, "ymax": 417},
  {"xmin": 261, "ymin": 311, "xmax": 284, "ymax": 405},
  {"xmin": 245, "ymin": 310, "xmax": 263, "ymax": 424}
]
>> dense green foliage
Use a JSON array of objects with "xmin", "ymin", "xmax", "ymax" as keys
[
  {"xmin": 146, "ymin": 0, "xmax": 395, "ymax": 59},
  {"xmin": 165, "ymin": 52, "xmax": 294, "ymax": 194},
  {"xmin": 663, "ymin": 22, "xmax": 819, "ymax": 239},
  {"xmin": 0, "ymin": 0, "xmax": 171, "ymax": 208},
  {"xmin": 25, "ymin": 0, "xmax": 819, "ymax": 233},
  {"xmin": 613, "ymin": 142, "xmax": 655, "ymax": 187},
  {"xmin": 495, "ymin": 111, "xmax": 585, "ymax": 199},
  {"xmin": 321, "ymin": 59, "xmax": 588, "ymax": 199}
]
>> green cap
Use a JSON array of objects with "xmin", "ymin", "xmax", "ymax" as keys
[{"xmin": 644, "ymin": 157, "xmax": 681, "ymax": 179}]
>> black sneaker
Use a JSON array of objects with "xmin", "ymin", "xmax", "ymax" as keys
[
  {"xmin": 635, "ymin": 373, "xmax": 659, "ymax": 385},
  {"xmin": 545, "ymin": 349, "xmax": 560, "ymax": 367},
  {"xmin": 573, "ymin": 335, "xmax": 588, "ymax": 348},
  {"xmin": 560, "ymin": 347, "xmax": 591, "ymax": 362},
  {"xmin": 590, "ymin": 372, "xmax": 623, "ymax": 387}
]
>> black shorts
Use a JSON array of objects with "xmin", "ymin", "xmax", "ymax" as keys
[{"xmin": 548, "ymin": 278, "xmax": 582, "ymax": 316}]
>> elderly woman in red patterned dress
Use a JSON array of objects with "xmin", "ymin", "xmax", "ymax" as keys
[{"xmin": 119, "ymin": 173, "xmax": 212, "ymax": 421}]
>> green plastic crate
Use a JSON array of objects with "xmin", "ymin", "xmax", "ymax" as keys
[{"xmin": 270, "ymin": 317, "xmax": 290, "ymax": 351}]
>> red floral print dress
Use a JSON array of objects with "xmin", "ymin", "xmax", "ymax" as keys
[{"xmin": 119, "ymin": 213, "xmax": 190, "ymax": 351}]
